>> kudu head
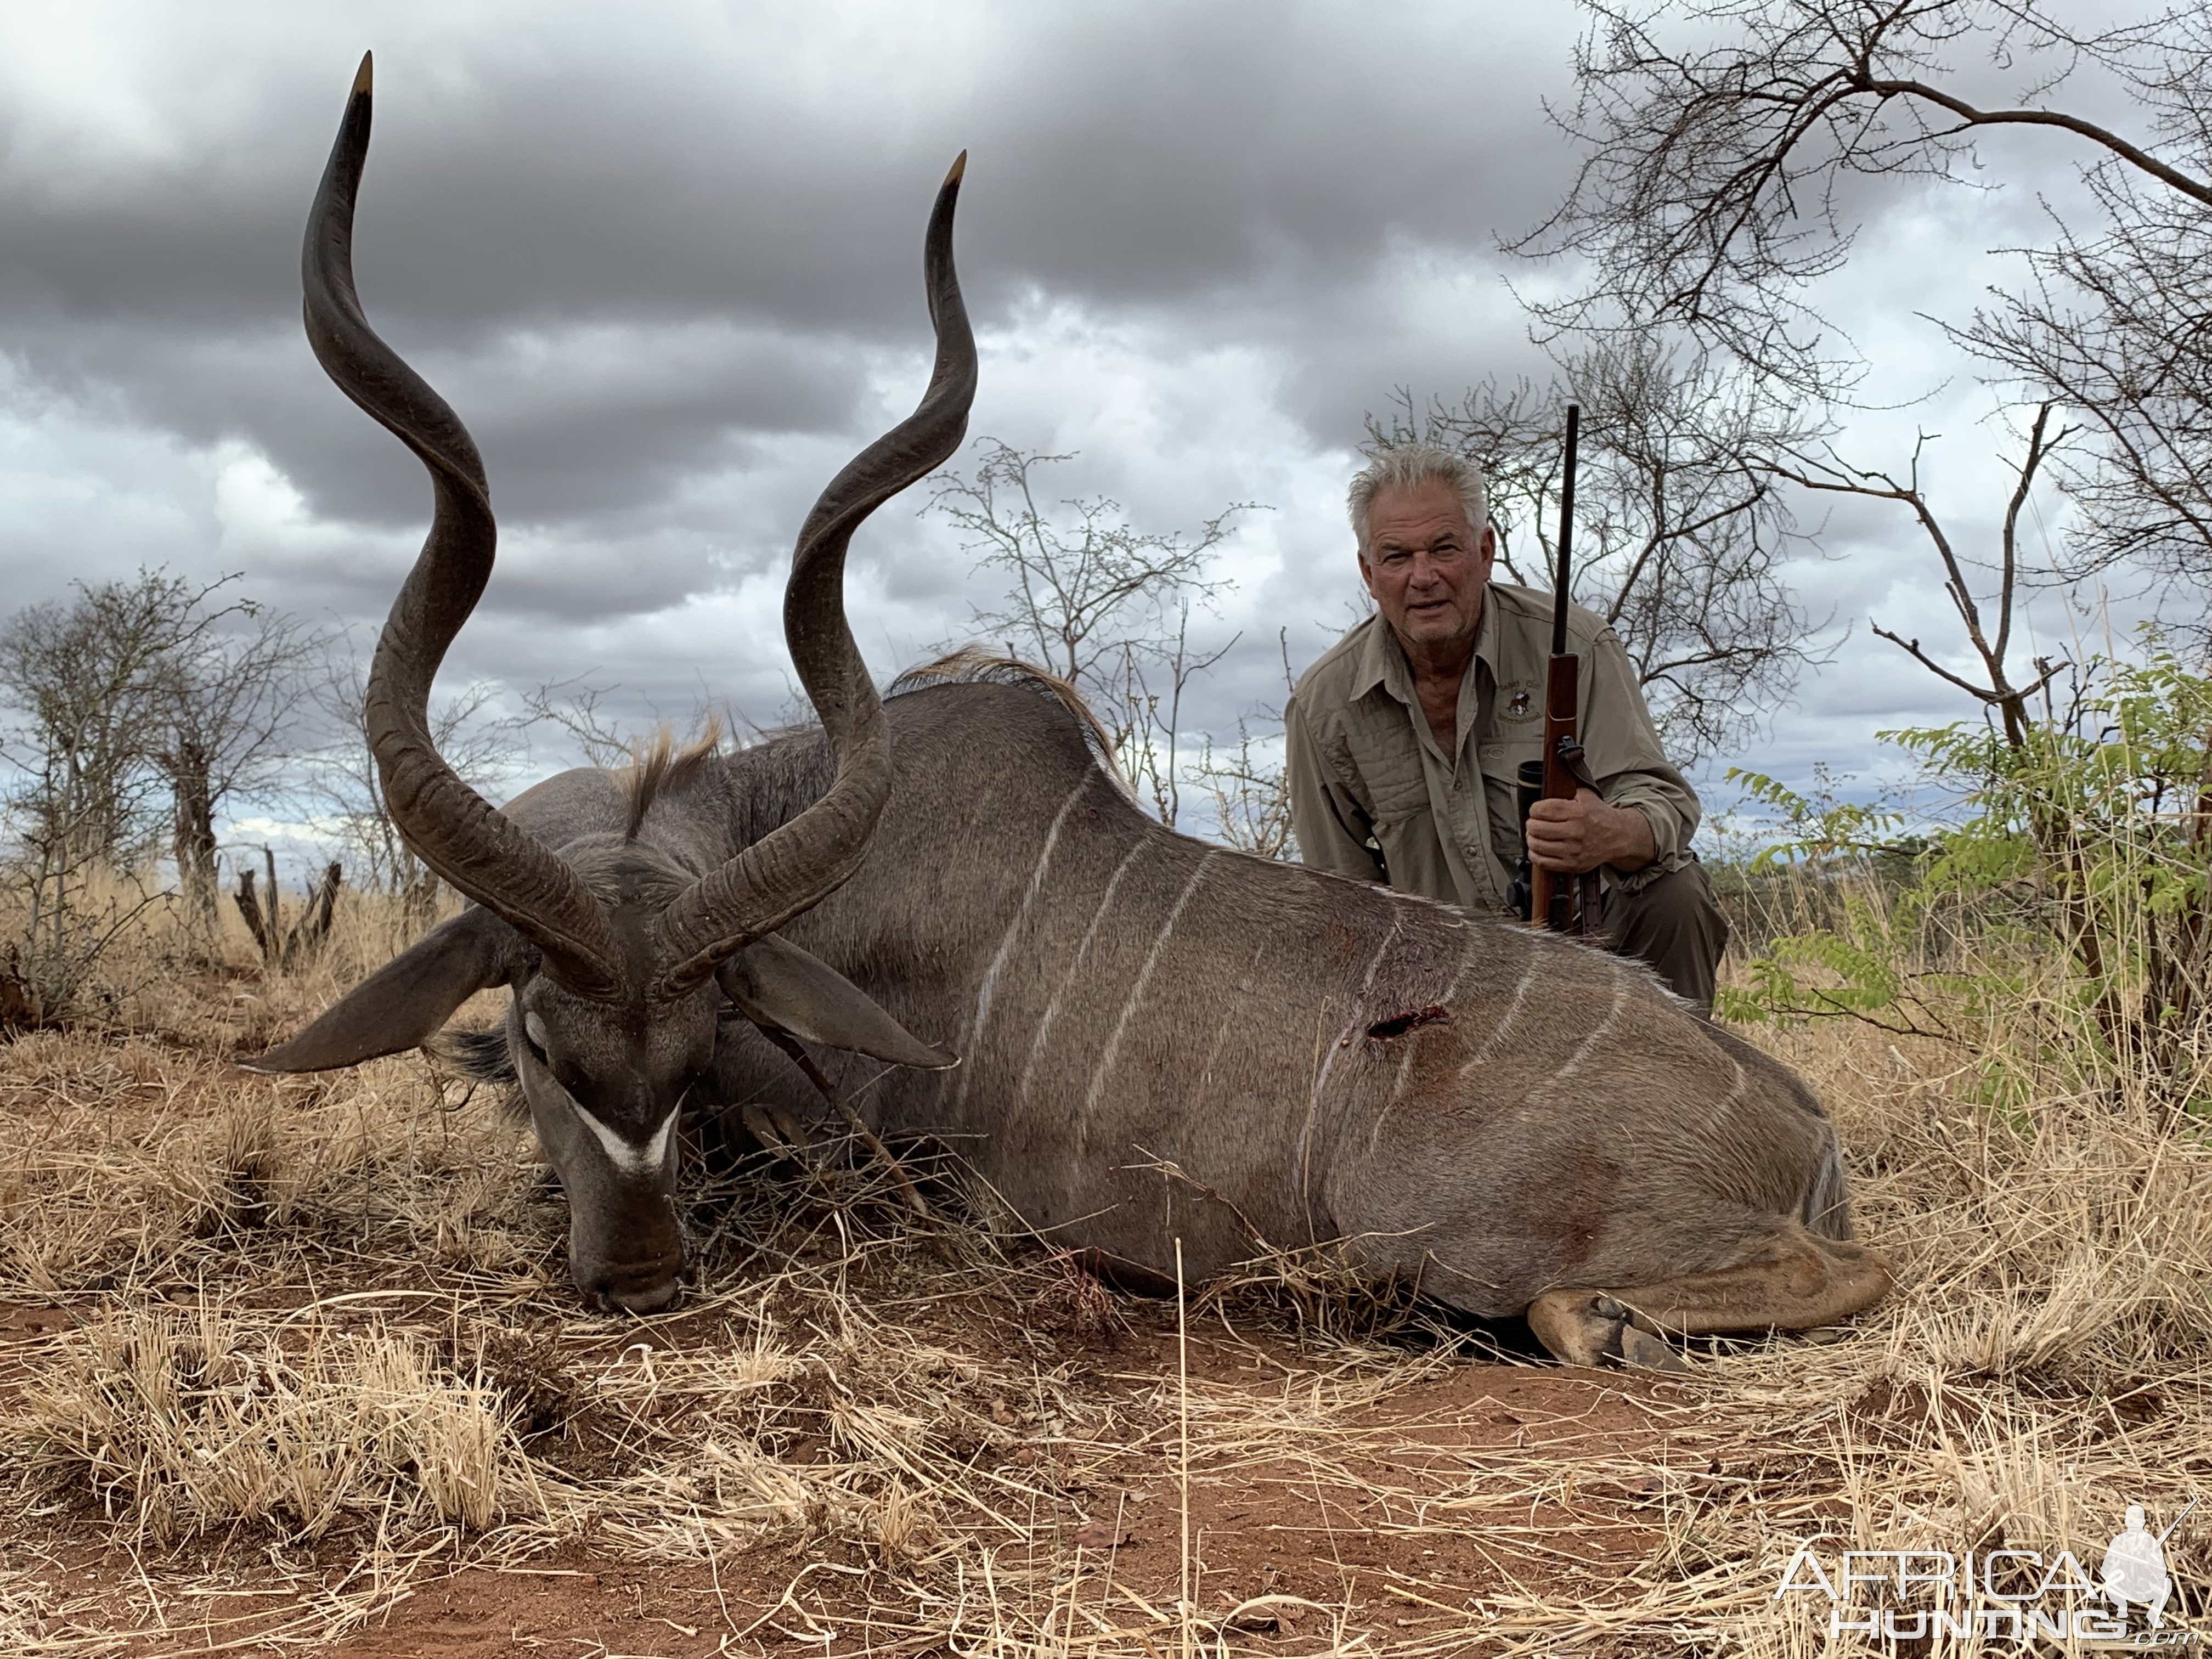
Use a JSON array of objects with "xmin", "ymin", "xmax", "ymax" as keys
[{"xmin": 246, "ymin": 56, "xmax": 975, "ymax": 1314}]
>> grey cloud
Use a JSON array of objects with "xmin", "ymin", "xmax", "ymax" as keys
[{"xmin": 0, "ymin": 0, "xmax": 2097, "ymax": 829}]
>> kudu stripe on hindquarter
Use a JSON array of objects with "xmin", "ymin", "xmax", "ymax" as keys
[
  {"xmin": 957, "ymin": 772, "xmax": 1093, "ymax": 1103},
  {"xmin": 1014, "ymin": 829, "xmax": 1153, "ymax": 1112},
  {"xmin": 1080, "ymin": 849, "xmax": 1221, "ymax": 1123}
]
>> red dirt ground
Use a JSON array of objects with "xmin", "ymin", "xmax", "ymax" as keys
[{"xmin": 7, "ymin": 1301, "xmax": 1692, "ymax": 1659}]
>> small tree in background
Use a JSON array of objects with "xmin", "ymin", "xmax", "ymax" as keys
[
  {"xmin": 931, "ymin": 438, "xmax": 1260, "ymax": 830},
  {"xmin": 150, "ymin": 603, "xmax": 322, "ymax": 953},
  {"xmin": 0, "ymin": 571, "xmax": 315, "ymax": 1017},
  {"xmin": 0, "ymin": 578, "xmax": 185, "ymax": 1020}
]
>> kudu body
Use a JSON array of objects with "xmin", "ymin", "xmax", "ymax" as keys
[
  {"xmin": 482, "ymin": 679, "xmax": 1889, "ymax": 1365},
  {"xmin": 258, "ymin": 63, "xmax": 1888, "ymax": 1363}
]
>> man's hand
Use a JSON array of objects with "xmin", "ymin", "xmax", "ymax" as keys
[{"xmin": 1526, "ymin": 789, "xmax": 1655, "ymax": 876}]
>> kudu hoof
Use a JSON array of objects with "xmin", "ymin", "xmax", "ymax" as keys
[
  {"xmin": 1593, "ymin": 1296, "xmax": 1689, "ymax": 1372},
  {"xmin": 1612, "ymin": 1324, "xmax": 1690, "ymax": 1373}
]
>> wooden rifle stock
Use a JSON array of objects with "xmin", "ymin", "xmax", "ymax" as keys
[
  {"xmin": 1528, "ymin": 654, "xmax": 1577, "ymax": 928},
  {"xmin": 1528, "ymin": 404, "xmax": 1603, "ymax": 938}
]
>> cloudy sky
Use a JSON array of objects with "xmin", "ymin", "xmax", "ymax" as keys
[{"xmin": 0, "ymin": 1, "xmax": 2160, "ymax": 858}]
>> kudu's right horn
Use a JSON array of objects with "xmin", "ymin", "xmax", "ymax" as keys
[
  {"xmin": 302, "ymin": 53, "xmax": 625, "ymax": 997},
  {"xmin": 650, "ymin": 153, "xmax": 978, "ymax": 998}
]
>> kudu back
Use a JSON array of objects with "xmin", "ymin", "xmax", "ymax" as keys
[{"xmin": 256, "ymin": 64, "xmax": 1887, "ymax": 1362}]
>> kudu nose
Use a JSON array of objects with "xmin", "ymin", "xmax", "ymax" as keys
[
  {"xmin": 582, "ymin": 1241, "xmax": 687, "ymax": 1317},
  {"xmin": 594, "ymin": 1272, "xmax": 684, "ymax": 1317}
]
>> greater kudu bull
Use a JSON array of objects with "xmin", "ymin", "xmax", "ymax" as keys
[{"xmin": 257, "ymin": 62, "xmax": 1890, "ymax": 1365}]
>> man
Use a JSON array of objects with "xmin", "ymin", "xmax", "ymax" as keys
[
  {"xmin": 1285, "ymin": 442, "xmax": 1728, "ymax": 1012},
  {"xmin": 2101, "ymin": 1505, "xmax": 2173, "ymax": 1630}
]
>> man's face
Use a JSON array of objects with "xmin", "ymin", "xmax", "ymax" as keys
[{"xmin": 1358, "ymin": 480, "xmax": 1496, "ymax": 658}]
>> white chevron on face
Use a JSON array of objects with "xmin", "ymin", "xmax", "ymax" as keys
[{"xmin": 567, "ymin": 1090, "xmax": 678, "ymax": 1178}]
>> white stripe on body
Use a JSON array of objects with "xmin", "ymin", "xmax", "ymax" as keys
[
  {"xmin": 1014, "ymin": 836, "xmax": 1151, "ymax": 1106},
  {"xmin": 1545, "ymin": 979, "xmax": 1631, "ymax": 1094},
  {"xmin": 1453, "ymin": 951, "xmax": 1541, "ymax": 1085},
  {"xmin": 1193, "ymin": 937, "xmax": 1274, "ymax": 1092},
  {"xmin": 1297, "ymin": 911, "xmax": 1407, "ymax": 1232},
  {"xmin": 1081, "ymin": 853, "xmax": 1220, "ymax": 1121},
  {"xmin": 953, "ymin": 774, "xmax": 1091, "ymax": 1112},
  {"xmin": 1720, "ymin": 1053, "xmax": 1748, "ymax": 1114}
]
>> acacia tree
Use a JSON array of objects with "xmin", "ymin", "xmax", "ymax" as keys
[
  {"xmin": 1523, "ymin": 0, "xmax": 2212, "ymax": 618},
  {"xmin": 0, "ymin": 571, "xmax": 313, "ymax": 1008},
  {"xmin": 1386, "ymin": 334, "xmax": 1829, "ymax": 764},
  {"xmin": 931, "ymin": 438, "xmax": 1256, "ymax": 826}
]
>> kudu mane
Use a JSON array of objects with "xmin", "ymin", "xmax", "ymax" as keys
[
  {"xmin": 621, "ymin": 723, "xmax": 727, "ymax": 843},
  {"xmin": 889, "ymin": 649, "xmax": 1120, "ymax": 772}
]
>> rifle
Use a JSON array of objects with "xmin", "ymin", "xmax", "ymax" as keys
[
  {"xmin": 2157, "ymin": 1497, "xmax": 2198, "ymax": 1546},
  {"xmin": 1523, "ymin": 404, "xmax": 1603, "ymax": 938}
]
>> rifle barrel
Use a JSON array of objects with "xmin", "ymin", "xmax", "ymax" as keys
[
  {"xmin": 2157, "ymin": 1496, "xmax": 2198, "ymax": 1544},
  {"xmin": 1551, "ymin": 404, "xmax": 1579, "ymax": 658},
  {"xmin": 1529, "ymin": 403, "xmax": 1584, "ymax": 932}
]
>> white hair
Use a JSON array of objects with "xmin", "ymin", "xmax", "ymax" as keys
[{"xmin": 1347, "ymin": 443, "xmax": 1488, "ymax": 553}]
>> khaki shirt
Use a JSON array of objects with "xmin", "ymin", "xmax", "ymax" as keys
[{"xmin": 1284, "ymin": 583, "xmax": 1700, "ymax": 911}]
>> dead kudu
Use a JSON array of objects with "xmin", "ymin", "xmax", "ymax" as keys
[{"xmin": 254, "ymin": 64, "xmax": 1888, "ymax": 1364}]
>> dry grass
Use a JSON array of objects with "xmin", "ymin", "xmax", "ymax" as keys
[{"xmin": 0, "ymin": 893, "xmax": 2207, "ymax": 1655}]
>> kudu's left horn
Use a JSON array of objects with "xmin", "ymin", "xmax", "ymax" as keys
[
  {"xmin": 303, "ymin": 54, "xmax": 625, "ymax": 998},
  {"xmin": 650, "ymin": 153, "xmax": 978, "ymax": 998}
]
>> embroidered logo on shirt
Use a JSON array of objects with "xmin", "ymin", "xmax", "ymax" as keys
[{"xmin": 1502, "ymin": 682, "xmax": 1537, "ymax": 721}]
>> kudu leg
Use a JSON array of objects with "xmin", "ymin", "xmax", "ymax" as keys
[{"xmin": 1527, "ymin": 1226, "xmax": 1891, "ymax": 1372}]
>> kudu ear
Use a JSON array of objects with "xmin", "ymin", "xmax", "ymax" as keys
[
  {"xmin": 718, "ymin": 936, "xmax": 956, "ymax": 1071},
  {"xmin": 242, "ymin": 907, "xmax": 522, "ymax": 1075}
]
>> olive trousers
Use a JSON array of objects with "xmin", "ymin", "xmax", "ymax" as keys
[{"xmin": 1600, "ymin": 859, "xmax": 1729, "ymax": 1017}]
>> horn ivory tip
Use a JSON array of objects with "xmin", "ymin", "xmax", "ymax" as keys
[
  {"xmin": 943, "ymin": 150, "xmax": 967, "ymax": 187},
  {"xmin": 352, "ymin": 51, "xmax": 374, "ymax": 96}
]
